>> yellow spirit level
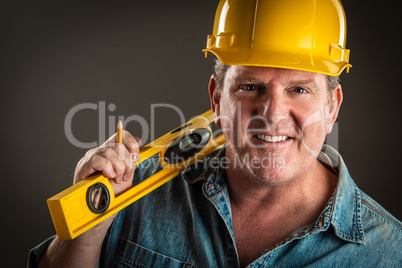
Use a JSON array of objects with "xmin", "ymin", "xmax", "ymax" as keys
[{"xmin": 47, "ymin": 110, "xmax": 225, "ymax": 240}]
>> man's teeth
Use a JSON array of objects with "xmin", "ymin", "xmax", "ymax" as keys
[{"xmin": 256, "ymin": 135, "xmax": 289, "ymax": 143}]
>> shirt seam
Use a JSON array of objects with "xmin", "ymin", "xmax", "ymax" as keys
[
  {"xmin": 118, "ymin": 239, "xmax": 197, "ymax": 267},
  {"xmin": 360, "ymin": 199, "xmax": 402, "ymax": 230}
]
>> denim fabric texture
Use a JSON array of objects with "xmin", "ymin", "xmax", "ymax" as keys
[{"xmin": 27, "ymin": 145, "xmax": 402, "ymax": 267}]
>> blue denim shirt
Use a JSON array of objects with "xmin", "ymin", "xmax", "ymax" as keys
[{"xmin": 28, "ymin": 145, "xmax": 402, "ymax": 267}]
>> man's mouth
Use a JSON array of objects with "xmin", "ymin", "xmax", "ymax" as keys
[{"xmin": 255, "ymin": 134, "xmax": 289, "ymax": 143}]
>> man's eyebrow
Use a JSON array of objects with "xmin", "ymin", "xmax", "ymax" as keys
[
  {"xmin": 233, "ymin": 76, "xmax": 264, "ymax": 84},
  {"xmin": 289, "ymin": 79, "xmax": 317, "ymax": 86},
  {"xmin": 288, "ymin": 79, "xmax": 320, "ymax": 90}
]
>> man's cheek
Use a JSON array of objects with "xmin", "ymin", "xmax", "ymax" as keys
[{"xmin": 301, "ymin": 110, "xmax": 327, "ymax": 157}]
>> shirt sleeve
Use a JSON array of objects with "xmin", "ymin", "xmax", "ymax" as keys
[{"xmin": 26, "ymin": 235, "xmax": 55, "ymax": 267}]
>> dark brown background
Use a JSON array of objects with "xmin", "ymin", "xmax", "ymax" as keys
[{"xmin": 1, "ymin": 1, "xmax": 401, "ymax": 266}]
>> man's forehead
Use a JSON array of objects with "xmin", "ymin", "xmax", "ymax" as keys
[
  {"xmin": 229, "ymin": 65, "xmax": 322, "ymax": 79},
  {"xmin": 227, "ymin": 65, "xmax": 325, "ymax": 87}
]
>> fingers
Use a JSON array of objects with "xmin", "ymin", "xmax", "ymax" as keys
[
  {"xmin": 101, "ymin": 130, "xmax": 142, "ymax": 150},
  {"xmin": 74, "ymin": 130, "xmax": 141, "ymax": 186},
  {"xmin": 120, "ymin": 130, "xmax": 142, "ymax": 159}
]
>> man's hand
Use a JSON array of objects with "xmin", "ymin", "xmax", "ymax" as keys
[
  {"xmin": 74, "ymin": 130, "xmax": 141, "ymax": 196},
  {"xmin": 38, "ymin": 131, "xmax": 141, "ymax": 268}
]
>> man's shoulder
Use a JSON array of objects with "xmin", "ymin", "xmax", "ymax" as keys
[
  {"xmin": 359, "ymin": 189, "xmax": 402, "ymax": 231},
  {"xmin": 321, "ymin": 145, "xmax": 402, "ymax": 236},
  {"xmin": 358, "ymin": 189, "xmax": 402, "ymax": 252},
  {"xmin": 327, "ymin": 186, "xmax": 402, "ymax": 265}
]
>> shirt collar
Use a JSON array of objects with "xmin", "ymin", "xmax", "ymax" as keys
[
  {"xmin": 183, "ymin": 147, "xmax": 226, "ymax": 190},
  {"xmin": 319, "ymin": 144, "xmax": 366, "ymax": 245},
  {"xmin": 183, "ymin": 144, "xmax": 366, "ymax": 245}
]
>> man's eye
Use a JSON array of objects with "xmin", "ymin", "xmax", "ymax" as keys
[
  {"xmin": 240, "ymin": 84, "xmax": 260, "ymax": 91},
  {"xmin": 293, "ymin": 87, "xmax": 307, "ymax": 94}
]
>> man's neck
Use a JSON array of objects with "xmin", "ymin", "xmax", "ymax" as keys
[{"xmin": 225, "ymin": 157, "xmax": 338, "ymax": 267}]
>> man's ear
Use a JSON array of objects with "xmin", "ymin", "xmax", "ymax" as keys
[
  {"xmin": 208, "ymin": 74, "xmax": 221, "ymax": 126},
  {"xmin": 326, "ymin": 84, "xmax": 343, "ymax": 134}
]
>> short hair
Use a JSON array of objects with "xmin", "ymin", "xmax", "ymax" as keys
[{"xmin": 213, "ymin": 59, "xmax": 339, "ymax": 102}]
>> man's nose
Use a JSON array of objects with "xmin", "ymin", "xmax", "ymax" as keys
[{"xmin": 258, "ymin": 90, "xmax": 288, "ymax": 124}]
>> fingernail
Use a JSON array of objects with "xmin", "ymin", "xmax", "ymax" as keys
[{"xmin": 132, "ymin": 153, "xmax": 139, "ymax": 162}]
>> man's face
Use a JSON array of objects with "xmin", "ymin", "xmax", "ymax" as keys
[{"xmin": 209, "ymin": 65, "xmax": 342, "ymax": 185}]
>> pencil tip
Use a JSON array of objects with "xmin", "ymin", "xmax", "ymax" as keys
[{"xmin": 117, "ymin": 120, "xmax": 123, "ymax": 129}]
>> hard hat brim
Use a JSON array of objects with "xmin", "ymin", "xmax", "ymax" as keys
[{"xmin": 203, "ymin": 48, "xmax": 351, "ymax": 76}]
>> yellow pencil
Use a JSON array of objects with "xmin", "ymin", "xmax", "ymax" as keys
[
  {"xmin": 92, "ymin": 121, "xmax": 123, "ymax": 208},
  {"xmin": 116, "ymin": 120, "xmax": 123, "ymax": 144}
]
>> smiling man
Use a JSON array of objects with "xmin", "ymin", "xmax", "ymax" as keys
[
  {"xmin": 208, "ymin": 64, "xmax": 342, "ymax": 266},
  {"xmin": 212, "ymin": 66, "xmax": 341, "ymax": 184},
  {"xmin": 29, "ymin": 0, "xmax": 401, "ymax": 267}
]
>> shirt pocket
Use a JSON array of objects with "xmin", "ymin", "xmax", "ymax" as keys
[{"xmin": 114, "ymin": 239, "xmax": 195, "ymax": 268}]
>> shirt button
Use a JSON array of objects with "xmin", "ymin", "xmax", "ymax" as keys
[{"xmin": 208, "ymin": 183, "xmax": 215, "ymax": 189}]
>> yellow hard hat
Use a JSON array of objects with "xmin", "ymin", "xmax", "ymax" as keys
[{"xmin": 203, "ymin": 0, "xmax": 351, "ymax": 76}]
